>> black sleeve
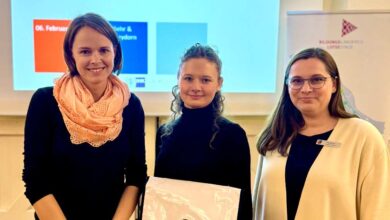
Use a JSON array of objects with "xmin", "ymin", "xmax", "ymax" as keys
[
  {"xmin": 153, "ymin": 125, "xmax": 165, "ymax": 176},
  {"xmin": 124, "ymin": 93, "xmax": 147, "ymax": 188},
  {"xmin": 23, "ymin": 88, "xmax": 55, "ymax": 205},
  {"xmin": 226, "ymin": 124, "xmax": 252, "ymax": 220},
  {"xmin": 155, "ymin": 126, "xmax": 163, "ymax": 160}
]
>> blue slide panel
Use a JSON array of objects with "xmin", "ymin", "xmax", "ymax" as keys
[
  {"xmin": 110, "ymin": 21, "xmax": 148, "ymax": 74},
  {"xmin": 156, "ymin": 22, "xmax": 207, "ymax": 75}
]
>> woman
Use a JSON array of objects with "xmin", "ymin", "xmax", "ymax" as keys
[
  {"xmin": 253, "ymin": 48, "xmax": 390, "ymax": 220},
  {"xmin": 23, "ymin": 13, "xmax": 147, "ymax": 220},
  {"xmin": 154, "ymin": 43, "xmax": 252, "ymax": 219}
]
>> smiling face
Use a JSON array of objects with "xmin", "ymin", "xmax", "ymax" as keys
[
  {"xmin": 178, "ymin": 58, "xmax": 222, "ymax": 109},
  {"xmin": 288, "ymin": 58, "xmax": 336, "ymax": 118},
  {"xmin": 71, "ymin": 26, "xmax": 115, "ymax": 91}
]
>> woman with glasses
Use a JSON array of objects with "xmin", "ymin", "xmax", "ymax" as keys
[{"xmin": 252, "ymin": 48, "xmax": 390, "ymax": 220}]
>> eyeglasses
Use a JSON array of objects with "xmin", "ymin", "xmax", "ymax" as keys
[{"xmin": 286, "ymin": 76, "xmax": 335, "ymax": 90}]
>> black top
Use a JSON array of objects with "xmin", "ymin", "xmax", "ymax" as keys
[
  {"xmin": 285, "ymin": 130, "xmax": 332, "ymax": 220},
  {"xmin": 23, "ymin": 87, "xmax": 147, "ymax": 220},
  {"xmin": 154, "ymin": 104, "xmax": 252, "ymax": 219}
]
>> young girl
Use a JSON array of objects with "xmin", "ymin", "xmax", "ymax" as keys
[{"xmin": 154, "ymin": 43, "xmax": 252, "ymax": 219}]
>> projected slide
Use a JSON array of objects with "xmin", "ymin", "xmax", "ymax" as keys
[
  {"xmin": 33, "ymin": 20, "xmax": 70, "ymax": 73},
  {"xmin": 11, "ymin": 0, "xmax": 280, "ymax": 93}
]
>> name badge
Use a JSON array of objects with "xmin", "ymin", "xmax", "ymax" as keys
[{"xmin": 316, "ymin": 139, "xmax": 341, "ymax": 148}]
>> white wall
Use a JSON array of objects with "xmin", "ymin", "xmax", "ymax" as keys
[
  {"xmin": 342, "ymin": 0, "xmax": 390, "ymax": 10},
  {"xmin": 323, "ymin": 0, "xmax": 390, "ymax": 10}
]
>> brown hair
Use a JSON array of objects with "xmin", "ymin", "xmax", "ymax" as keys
[
  {"xmin": 257, "ymin": 48, "xmax": 355, "ymax": 156},
  {"xmin": 63, "ymin": 13, "xmax": 122, "ymax": 76},
  {"xmin": 161, "ymin": 43, "xmax": 224, "ymax": 148}
]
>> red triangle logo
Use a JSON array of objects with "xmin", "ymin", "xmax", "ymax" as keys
[{"xmin": 341, "ymin": 19, "xmax": 357, "ymax": 37}]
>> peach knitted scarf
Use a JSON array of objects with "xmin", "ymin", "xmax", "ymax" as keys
[{"xmin": 53, "ymin": 73, "xmax": 130, "ymax": 147}]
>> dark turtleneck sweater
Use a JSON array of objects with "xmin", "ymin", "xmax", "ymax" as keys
[{"xmin": 154, "ymin": 104, "xmax": 252, "ymax": 219}]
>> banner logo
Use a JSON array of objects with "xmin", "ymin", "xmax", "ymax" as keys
[{"xmin": 341, "ymin": 19, "xmax": 357, "ymax": 37}]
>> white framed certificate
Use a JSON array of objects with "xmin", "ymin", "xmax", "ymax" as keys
[{"xmin": 142, "ymin": 177, "xmax": 241, "ymax": 220}]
